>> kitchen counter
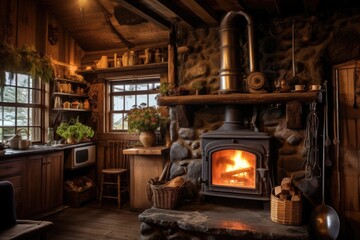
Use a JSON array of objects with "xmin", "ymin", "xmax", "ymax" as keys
[{"xmin": 1, "ymin": 142, "xmax": 95, "ymax": 159}]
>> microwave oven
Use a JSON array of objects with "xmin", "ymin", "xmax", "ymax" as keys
[{"xmin": 65, "ymin": 144, "xmax": 96, "ymax": 169}]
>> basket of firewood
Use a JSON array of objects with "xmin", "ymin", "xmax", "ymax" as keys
[
  {"xmin": 149, "ymin": 176, "xmax": 185, "ymax": 210},
  {"xmin": 270, "ymin": 177, "xmax": 302, "ymax": 225}
]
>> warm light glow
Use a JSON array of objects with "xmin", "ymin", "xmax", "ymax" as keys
[{"xmin": 211, "ymin": 149, "xmax": 256, "ymax": 189}]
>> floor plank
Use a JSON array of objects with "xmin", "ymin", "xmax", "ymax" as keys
[{"xmin": 43, "ymin": 202, "xmax": 141, "ymax": 240}]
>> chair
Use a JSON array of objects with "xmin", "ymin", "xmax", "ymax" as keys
[
  {"xmin": 99, "ymin": 140, "xmax": 134, "ymax": 208},
  {"xmin": 0, "ymin": 181, "xmax": 53, "ymax": 240}
]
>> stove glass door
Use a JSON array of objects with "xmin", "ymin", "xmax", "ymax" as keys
[{"xmin": 211, "ymin": 149, "xmax": 256, "ymax": 189}]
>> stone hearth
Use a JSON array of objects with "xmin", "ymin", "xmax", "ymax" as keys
[{"xmin": 139, "ymin": 203, "xmax": 310, "ymax": 240}]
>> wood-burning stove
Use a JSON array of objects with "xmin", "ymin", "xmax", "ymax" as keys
[{"xmin": 201, "ymin": 127, "xmax": 273, "ymax": 201}]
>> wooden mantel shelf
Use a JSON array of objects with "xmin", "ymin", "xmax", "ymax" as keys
[
  {"xmin": 157, "ymin": 91, "xmax": 322, "ymax": 106},
  {"xmin": 77, "ymin": 62, "xmax": 168, "ymax": 79}
]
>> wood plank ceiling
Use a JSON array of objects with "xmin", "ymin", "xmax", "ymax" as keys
[{"xmin": 40, "ymin": 0, "xmax": 360, "ymax": 52}]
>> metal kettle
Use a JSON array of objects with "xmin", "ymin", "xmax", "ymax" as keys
[
  {"xmin": 8, "ymin": 129, "xmax": 27, "ymax": 149},
  {"xmin": 8, "ymin": 132, "xmax": 22, "ymax": 149}
]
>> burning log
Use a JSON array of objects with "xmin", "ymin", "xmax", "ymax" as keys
[{"xmin": 220, "ymin": 167, "xmax": 254, "ymax": 178}]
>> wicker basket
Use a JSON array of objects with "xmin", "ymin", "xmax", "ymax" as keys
[
  {"xmin": 270, "ymin": 188, "xmax": 302, "ymax": 225},
  {"xmin": 150, "ymin": 177, "xmax": 185, "ymax": 210}
]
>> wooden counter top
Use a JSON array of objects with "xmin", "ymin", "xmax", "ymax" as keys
[{"xmin": 123, "ymin": 146, "xmax": 169, "ymax": 155}]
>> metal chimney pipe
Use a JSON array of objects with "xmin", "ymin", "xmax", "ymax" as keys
[{"xmin": 219, "ymin": 11, "xmax": 256, "ymax": 93}]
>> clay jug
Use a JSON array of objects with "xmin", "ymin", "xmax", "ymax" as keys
[{"xmin": 139, "ymin": 131, "xmax": 156, "ymax": 147}]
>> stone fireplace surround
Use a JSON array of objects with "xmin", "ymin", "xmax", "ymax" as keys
[{"xmin": 139, "ymin": 10, "xmax": 360, "ymax": 240}]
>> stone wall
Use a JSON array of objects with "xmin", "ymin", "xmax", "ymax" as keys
[{"xmin": 167, "ymin": 10, "xmax": 360, "ymax": 203}]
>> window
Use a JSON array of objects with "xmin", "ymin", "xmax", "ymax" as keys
[
  {"xmin": 109, "ymin": 75, "xmax": 160, "ymax": 131},
  {"xmin": 0, "ymin": 72, "xmax": 44, "ymax": 142}
]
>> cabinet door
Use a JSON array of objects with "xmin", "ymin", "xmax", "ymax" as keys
[
  {"xmin": 0, "ymin": 158, "xmax": 24, "ymax": 218},
  {"xmin": 45, "ymin": 151, "xmax": 64, "ymax": 211},
  {"xmin": 24, "ymin": 154, "xmax": 46, "ymax": 218}
]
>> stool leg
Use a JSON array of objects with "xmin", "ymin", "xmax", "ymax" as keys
[
  {"xmin": 100, "ymin": 173, "xmax": 104, "ymax": 206},
  {"xmin": 117, "ymin": 174, "xmax": 121, "ymax": 208}
]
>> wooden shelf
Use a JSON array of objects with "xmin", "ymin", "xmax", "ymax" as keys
[
  {"xmin": 51, "ymin": 108, "xmax": 91, "ymax": 112},
  {"xmin": 76, "ymin": 62, "xmax": 168, "ymax": 79},
  {"xmin": 55, "ymin": 77, "xmax": 88, "ymax": 85},
  {"xmin": 157, "ymin": 91, "xmax": 322, "ymax": 106},
  {"xmin": 52, "ymin": 92, "xmax": 88, "ymax": 98}
]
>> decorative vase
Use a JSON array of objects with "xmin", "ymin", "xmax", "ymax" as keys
[{"xmin": 139, "ymin": 131, "xmax": 156, "ymax": 147}]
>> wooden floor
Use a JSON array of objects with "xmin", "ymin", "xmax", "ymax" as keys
[{"xmin": 43, "ymin": 201, "xmax": 141, "ymax": 240}]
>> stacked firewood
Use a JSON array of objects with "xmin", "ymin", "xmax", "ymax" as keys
[{"xmin": 274, "ymin": 177, "xmax": 301, "ymax": 201}]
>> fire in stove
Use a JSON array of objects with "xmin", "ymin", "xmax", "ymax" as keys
[{"xmin": 212, "ymin": 149, "xmax": 256, "ymax": 189}]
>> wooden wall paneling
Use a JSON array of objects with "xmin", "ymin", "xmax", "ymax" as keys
[
  {"xmin": 337, "ymin": 63, "xmax": 360, "ymax": 215},
  {"xmin": 46, "ymin": 14, "xmax": 61, "ymax": 60},
  {"xmin": 0, "ymin": 0, "xmax": 18, "ymax": 43},
  {"xmin": 343, "ymin": 176, "xmax": 359, "ymax": 211},
  {"xmin": 17, "ymin": 0, "xmax": 37, "ymax": 47},
  {"xmin": 35, "ymin": 1, "xmax": 47, "ymax": 53}
]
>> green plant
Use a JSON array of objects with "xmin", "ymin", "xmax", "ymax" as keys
[
  {"xmin": 0, "ymin": 41, "xmax": 54, "ymax": 88},
  {"xmin": 159, "ymin": 82, "xmax": 175, "ymax": 96},
  {"xmin": 126, "ymin": 103, "xmax": 162, "ymax": 132},
  {"xmin": 56, "ymin": 118, "xmax": 94, "ymax": 143}
]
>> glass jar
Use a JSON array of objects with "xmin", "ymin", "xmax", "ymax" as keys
[{"xmin": 47, "ymin": 127, "xmax": 55, "ymax": 146}]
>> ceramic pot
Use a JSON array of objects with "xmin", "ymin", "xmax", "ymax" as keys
[
  {"xmin": 66, "ymin": 137, "xmax": 76, "ymax": 144},
  {"xmin": 139, "ymin": 131, "xmax": 156, "ymax": 147}
]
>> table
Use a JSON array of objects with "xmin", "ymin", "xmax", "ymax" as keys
[{"xmin": 123, "ymin": 146, "xmax": 169, "ymax": 212}]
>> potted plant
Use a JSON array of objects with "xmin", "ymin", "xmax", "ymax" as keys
[
  {"xmin": 56, "ymin": 118, "xmax": 94, "ymax": 144},
  {"xmin": 126, "ymin": 103, "xmax": 162, "ymax": 147}
]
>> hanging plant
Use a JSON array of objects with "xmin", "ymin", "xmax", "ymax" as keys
[{"xmin": 0, "ymin": 41, "xmax": 54, "ymax": 88}]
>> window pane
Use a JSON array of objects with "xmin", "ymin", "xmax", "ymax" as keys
[
  {"xmin": 5, "ymin": 72, "xmax": 16, "ymax": 86},
  {"xmin": 29, "ymin": 108, "xmax": 41, "ymax": 126},
  {"xmin": 29, "ymin": 127, "xmax": 41, "ymax": 142},
  {"xmin": 125, "ymin": 84, "xmax": 136, "ymax": 91},
  {"xmin": 3, "ymin": 86, "xmax": 15, "ymax": 102},
  {"xmin": 137, "ymin": 83, "xmax": 148, "ymax": 91},
  {"xmin": 3, "ymin": 127, "xmax": 15, "ymax": 142},
  {"xmin": 30, "ymin": 89, "xmax": 42, "ymax": 104},
  {"xmin": 112, "ymin": 113, "xmax": 124, "ymax": 130},
  {"xmin": 136, "ymin": 94, "xmax": 148, "ymax": 106},
  {"xmin": 125, "ymin": 95, "xmax": 135, "ymax": 110},
  {"xmin": 17, "ymin": 87, "xmax": 29, "ymax": 103},
  {"xmin": 148, "ymin": 94, "xmax": 158, "ymax": 107},
  {"xmin": 17, "ymin": 108, "xmax": 28, "ymax": 125},
  {"xmin": 113, "ymin": 85, "xmax": 125, "ymax": 92},
  {"xmin": 4, "ymin": 107, "xmax": 16, "ymax": 126},
  {"xmin": 31, "ymin": 77, "xmax": 41, "ymax": 89},
  {"xmin": 113, "ymin": 96, "xmax": 124, "ymax": 110},
  {"xmin": 17, "ymin": 74, "xmax": 30, "ymax": 87}
]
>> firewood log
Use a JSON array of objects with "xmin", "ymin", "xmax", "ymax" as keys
[{"xmin": 281, "ymin": 177, "xmax": 292, "ymax": 191}]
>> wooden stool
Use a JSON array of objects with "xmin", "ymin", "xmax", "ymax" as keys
[{"xmin": 99, "ymin": 168, "xmax": 128, "ymax": 208}]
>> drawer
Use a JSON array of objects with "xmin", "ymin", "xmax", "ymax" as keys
[{"xmin": 0, "ymin": 160, "xmax": 24, "ymax": 178}]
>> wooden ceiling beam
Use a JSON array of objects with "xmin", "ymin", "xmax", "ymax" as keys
[
  {"xmin": 116, "ymin": 0, "xmax": 171, "ymax": 30},
  {"xmin": 182, "ymin": 0, "xmax": 221, "ymax": 25},
  {"xmin": 157, "ymin": 0, "xmax": 206, "ymax": 29}
]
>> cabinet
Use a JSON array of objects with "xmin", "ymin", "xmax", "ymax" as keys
[
  {"xmin": 24, "ymin": 151, "xmax": 64, "ymax": 218},
  {"xmin": 0, "ymin": 158, "xmax": 24, "ymax": 218},
  {"xmin": 123, "ymin": 146, "xmax": 169, "ymax": 212},
  {"xmin": 52, "ymin": 78, "xmax": 91, "ymax": 112}
]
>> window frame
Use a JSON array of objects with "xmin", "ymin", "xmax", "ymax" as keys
[
  {"xmin": 0, "ymin": 72, "xmax": 45, "ymax": 143},
  {"xmin": 107, "ymin": 75, "xmax": 160, "ymax": 132}
]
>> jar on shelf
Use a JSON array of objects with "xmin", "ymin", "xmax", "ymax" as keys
[
  {"xmin": 83, "ymin": 99, "xmax": 90, "ymax": 110},
  {"xmin": 128, "ymin": 50, "xmax": 138, "ymax": 66}
]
